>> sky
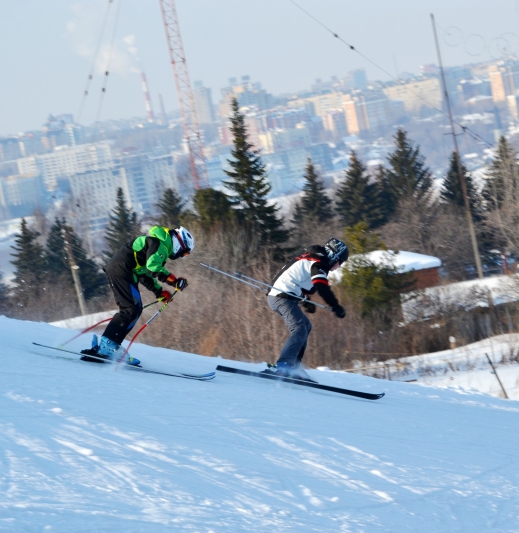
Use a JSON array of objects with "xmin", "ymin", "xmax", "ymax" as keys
[{"xmin": 0, "ymin": 0, "xmax": 519, "ymax": 136}]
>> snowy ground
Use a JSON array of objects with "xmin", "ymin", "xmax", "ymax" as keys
[
  {"xmin": 357, "ymin": 334, "xmax": 519, "ymax": 401},
  {"xmin": 2, "ymin": 315, "xmax": 519, "ymax": 532}
]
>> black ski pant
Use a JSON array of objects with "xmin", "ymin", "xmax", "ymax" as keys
[
  {"xmin": 102, "ymin": 264, "xmax": 143, "ymax": 346},
  {"xmin": 268, "ymin": 295, "xmax": 312, "ymax": 367}
]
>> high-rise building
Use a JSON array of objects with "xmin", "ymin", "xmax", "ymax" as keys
[
  {"xmin": 17, "ymin": 142, "xmax": 112, "ymax": 191},
  {"xmin": 0, "ymin": 137, "xmax": 22, "ymax": 162},
  {"xmin": 488, "ymin": 62, "xmax": 519, "ymax": 103},
  {"xmin": 383, "ymin": 78, "xmax": 442, "ymax": 115},
  {"xmin": 69, "ymin": 150, "xmax": 178, "ymax": 231},
  {"xmin": 193, "ymin": 81, "xmax": 216, "ymax": 125},
  {"xmin": 258, "ymin": 123, "xmax": 311, "ymax": 154},
  {"xmin": 288, "ymin": 93, "xmax": 343, "ymax": 120},
  {"xmin": 343, "ymin": 92, "xmax": 395, "ymax": 135},
  {"xmin": 324, "ymin": 110, "xmax": 348, "ymax": 139},
  {"xmin": 0, "ymin": 173, "xmax": 46, "ymax": 220},
  {"xmin": 219, "ymin": 76, "xmax": 274, "ymax": 118}
]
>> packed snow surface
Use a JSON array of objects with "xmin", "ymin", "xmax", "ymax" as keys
[{"xmin": 2, "ymin": 316, "xmax": 519, "ymax": 532}]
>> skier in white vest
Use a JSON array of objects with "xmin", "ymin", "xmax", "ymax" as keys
[{"xmin": 267, "ymin": 238, "xmax": 348, "ymax": 381}]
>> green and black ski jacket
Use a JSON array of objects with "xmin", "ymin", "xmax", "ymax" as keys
[{"xmin": 105, "ymin": 226, "xmax": 179, "ymax": 295}]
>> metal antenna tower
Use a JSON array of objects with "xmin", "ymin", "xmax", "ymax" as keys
[{"xmin": 159, "ymin": 0, "xmax": 209, "ymax": 189}]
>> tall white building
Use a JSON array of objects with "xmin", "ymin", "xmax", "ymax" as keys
[
  {"xmin": 68, "ymin": 151, "xmax": 178, "ymax": 232},
  {"xmin": 193, "ymin": 81, "xmax": 216, "ymax": 125},
  {"xmin": 17, "ymin": 142, "xmax": 112, "ymax": 191}
]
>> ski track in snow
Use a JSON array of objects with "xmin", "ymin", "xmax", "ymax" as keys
[{"xmin": 0, "ymin": 316, "xmax": 519, "ymax": 532}]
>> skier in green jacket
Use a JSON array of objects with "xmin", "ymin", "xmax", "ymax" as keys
[{"xmin": 81, "ymin": 225, "xmax": 194, "ymax": 365}]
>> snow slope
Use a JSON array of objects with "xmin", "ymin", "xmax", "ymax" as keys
[{"xmin": 1, "ymin": 316, "xmax": 519, "ymax": 532}]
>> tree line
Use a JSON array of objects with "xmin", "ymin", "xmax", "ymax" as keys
[{"xmin": 1, "ymin": 97, "xmax": 519, "ymax": 362}]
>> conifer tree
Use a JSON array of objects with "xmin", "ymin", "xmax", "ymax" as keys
[
  {"xmin": 290, "ymin": 201, "xmax": 305, "ymax": 226},
  {"xmin": 104, "ymin": 188, "xmax": 140, "ymax": 259},
  {"xmin": 10, "ymin": 218, "xmax": 47, "ymax": 308},
  {"xmin": 156, "ymin": 188, "xmax": 186, "ymax": 228},
  {"xmin": 482, "ymin": 136, "xmax": 519, "ymax": 211},
  {"xmin": 193, "ymin": 187, "xmax": 235, "ymax": 230},
  {"xmin": 298, "ymin": 158, "xmax": 333, "ymax": 223},
  {"xmin": 339, "ymin": 222, "xmax": 414, "ymax": 319},
  {"xmin": 336, "ymin": 151, "xmax": 385, "ymax": 229},
  {"xmin": 0, "ymin": 271, "xmax": 10, "ymax": 314},
  {"xmin": 441, "ymin": 151, "xmax": 482, "ymax": 220},
  {"xmin": 374, "ymin": 164, "xmax": 393, "ymax": 225},
  {"xmin": 45, "ymin": 218, "xmax": 107, "ymax": 301},
  {"xmin": 224, "ymin": 98, "xmax": 288, "ymax": 247},
  {"xmin": 382, "ymin": 129, "xmax": 433, "ymax": 215}
]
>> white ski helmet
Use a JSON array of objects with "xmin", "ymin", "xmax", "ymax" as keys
[{"xmin": 171, "ymin": 226, "xmax": 195, "ymax": 258}]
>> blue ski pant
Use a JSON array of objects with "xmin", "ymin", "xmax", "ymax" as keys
[{"xmin": 268, "ymin": 295, "xmax": 312, "ymax": 367}]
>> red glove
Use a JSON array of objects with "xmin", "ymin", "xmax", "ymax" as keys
[
  {"xmin": 165, "ymin": 274, "xmax": 177, "ymax": 286},
  {"xmin": 159, "ymin": 289, "xmax": 172, "ymax": 301}
]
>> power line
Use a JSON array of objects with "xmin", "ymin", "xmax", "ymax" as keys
[
  {"xmin": 76, "ymin": 0, "xmax": 116, "ymax": 125},
  {"xmin": 91, "ymin": 0, "xmax": 124, "ymax": 145},
  {"xmin": 287, "ymin": 0, "xmax": 494, "ymax": 149}
]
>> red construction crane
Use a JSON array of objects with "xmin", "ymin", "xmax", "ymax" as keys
[{"xmin": 159, "ymin": 0, "xmax": 209, "ymax": 190}]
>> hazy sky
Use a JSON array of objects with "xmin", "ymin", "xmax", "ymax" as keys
[{"xmin": 1, "ymin": 0, "xmax": 518, "ymax": 136}]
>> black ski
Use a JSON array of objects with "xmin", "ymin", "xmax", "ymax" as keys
[
  {"xmin": 216, "ymin": 365, "xmax": 385, "ymax": 400},
  {"xmin": 32, "ymin": 343, "xmax": 215, "ymax": 381}
]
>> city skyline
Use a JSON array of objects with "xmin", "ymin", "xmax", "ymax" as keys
[{"xmin": 1, "ymin": 0, "xmax": 518, "ymax": 136}]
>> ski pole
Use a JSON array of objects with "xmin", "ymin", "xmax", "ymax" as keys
[
  {"xmin": 115, "ymin": 289, "xmax": 179, "ymax": 366},
  {"xmin": 200, "ymin": 262, "xmax": 266, "ymax": 290},
  {"xmin": 59, "ymin": 299, "xmax": 165, "ymax": 347},
  {"xmin": 200, "ymin": 263, "xmax": 331, "ymax": 310}
]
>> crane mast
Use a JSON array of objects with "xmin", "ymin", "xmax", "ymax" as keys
[{"xmin": 159, "ymin": 0, "xmax": 209, "ymax": 189}]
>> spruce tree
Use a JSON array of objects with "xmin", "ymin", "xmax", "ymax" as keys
[
  {"xmin": 104, "ymin": 188, "xmax": 140, "ymax": 259},
  {"xmin": 193, "ymin": 187, "xmax": 235, "ymax": 230},
  {"xmin": 10, "ymin": 218, "xmax": 47, "ymax": 308},
  {"xmin": 336, "ymin": 151, "xmax": 385, "ymax": 229},
  {"xmin": 339, "ymin": 222, "xmax": 415, "ymax": 319},
  {"xmin": 298, "ymin": 158, "xmax": 333, "ymax": 223},
  {"xmin": 224, "ymin": 98, "xmax": 288, "ymax": 247},
  {"xmin": 441, "ymin": 151, "xmax": 482, "ymax": 220},
  {"xmin": 374, "ymin": 164, "xmax": 393, "ymax": 225},
  {"xmin": 45, "ymin": 218, "xmax": 107, "ymax": 301},
  {"xmin": 290, "ymin": 201, "xmax": 305, "ymax": 226},
  {"xmin": 482, "ymin": 136, "xmax": 519, "ymax": 211},
  {"xmin": 0, "ymin": 271, "xmax": 10, "ymax": 314},
  {"xmin": 156, "ymin": 188, "xmax": 186, "ymax": 228},
  {"xmin": 383, "ymin": 129, "xmax": 433, "ymax": 214},
  {"xmin": 44, "ymin": 218, "xmax": 73, "ymax": 280}
]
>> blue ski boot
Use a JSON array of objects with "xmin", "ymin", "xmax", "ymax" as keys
[{"xmin": 98, "ymin": 336, "xmax": 140, "ymax": 366}]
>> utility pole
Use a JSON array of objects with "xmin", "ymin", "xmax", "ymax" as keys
[
  {"xmin": 61, "ymin": 227, "xmax": 87, "ymax": 316},
  {"xmin": 431, "ymin": 13, "xmax": 484, "ymax": 279}
]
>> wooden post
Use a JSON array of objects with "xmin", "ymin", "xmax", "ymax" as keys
[
  {"xmin": 62, "ymin": 228, "xmax": 87, "ymax": 316},
  {"xmin": 485, "ymin": 353, "xmax": 509, "ymax": 399}
]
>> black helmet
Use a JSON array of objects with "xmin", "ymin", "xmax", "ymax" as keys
[{"xmin": 324, "ymin": 237, "xmax": 349, "ymax": 265}]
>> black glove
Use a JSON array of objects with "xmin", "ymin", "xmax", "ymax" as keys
[
  {"xmin": 165, "ymin": 274, "xmax": 189, "ymax": 291},
  {"xmin": 300, "ymin": 299, "xmax": 316, "ymax": 314},
  {"xmin": 332, "ymin": 305, "xmax": 346, "ymax": 319},
  {"xmin": 173, "ymin": 277, "xmax": 188, "ymax": 291}
]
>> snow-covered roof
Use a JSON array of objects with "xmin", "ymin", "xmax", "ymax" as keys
[
  {"xmin": 364, "ymin": 250, "xmax": 441, "ymax": 273},
  {"xmin": 329, "ymin": 250, "xmax": 441, "ymax": 283},
  {"xmin": 401, "ymin": 274, "xmax": 519, "ymax": 322}
]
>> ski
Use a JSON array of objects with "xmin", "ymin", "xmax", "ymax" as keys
[
  {"xmin": 216, "ymin": 365, "xmax": 385, "ymax": 400},
  {"xmin": 32, "ymin": 343, "xmax": 216, "ymax": 381}
]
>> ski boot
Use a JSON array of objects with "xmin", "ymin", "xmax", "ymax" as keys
[
  {"xmin": 97, "ymin": 336, "xmax": 140, "ymax": 366},
  {"xmin": 80, "ymin": 334, "xmax": 109, "ymax": 363},
  {"xmin": 274, "ymin": 361, "xmax": 315, "ymax": 382}
]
